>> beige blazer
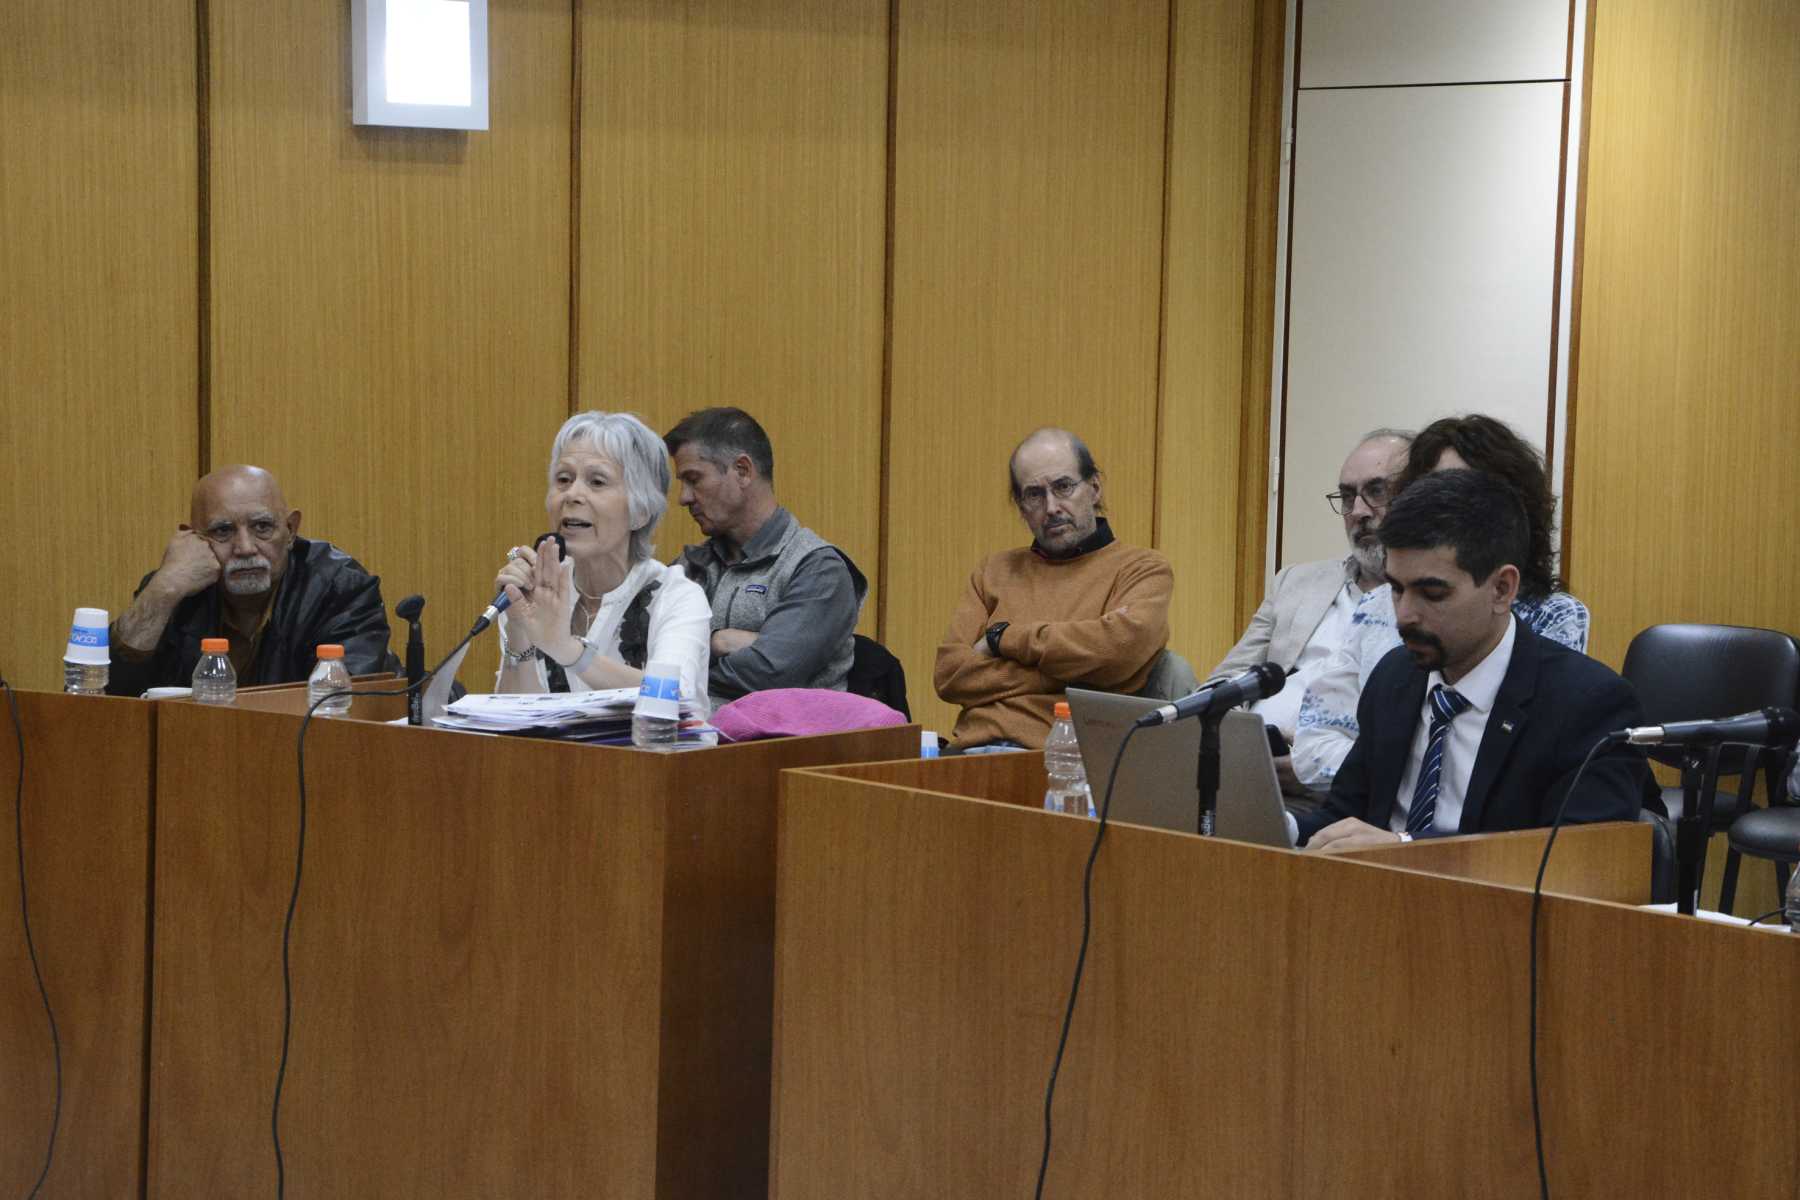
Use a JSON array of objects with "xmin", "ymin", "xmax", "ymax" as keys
[{"xmin": 1207, "ymin": 557, "xmax": 1350, "ymax": 682}]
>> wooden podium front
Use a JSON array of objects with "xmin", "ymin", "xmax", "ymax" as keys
[
  {"xmin": 771, "ymin": 756, "xmax": 1800, "ymax": 1197},
  {"xmin": 0, "ymin": 692, "xmax": 153, "ymax": 1197},
  {"xmin": 145, "ymin": 705, "xmax": 916, "ymax": 1198}
]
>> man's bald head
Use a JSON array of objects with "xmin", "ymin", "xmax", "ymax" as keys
[
  {"xmin": 186, "ymin": 466, "xmax": 302, "ymax": 598},
  {"xmin": 190, "ymin": 465, "xmax": 289, "ymax": 526}
]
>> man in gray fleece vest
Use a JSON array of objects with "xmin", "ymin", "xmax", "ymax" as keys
[{"xmin": 666, "ymin": 407, "xmax": 867, "ymax": 712}]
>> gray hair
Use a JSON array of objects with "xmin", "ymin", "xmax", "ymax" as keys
[{"xmin": 547, "ymin": 411, "xmax": 671, "ymax": 564}]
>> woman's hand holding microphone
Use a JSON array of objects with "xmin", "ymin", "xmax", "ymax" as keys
[{"xmin": 494, "ymin": 537, "xmax": 580, "ymax": 666}]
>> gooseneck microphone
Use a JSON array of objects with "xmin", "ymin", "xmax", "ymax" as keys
[
  {"xmin": 469, "ymin": 532, "xmax": 566, "ymax": 636},
  {"xmin": 395, "ymin": 595, "xmax": 426, "ymax": 726},
  {"xmin": 1621, "ymin": 706, "xmax": 1800, "ymax": 747},
  {"xmin": 1135, "ymin": 662, "xmax": 1288, "ymax": 728}
]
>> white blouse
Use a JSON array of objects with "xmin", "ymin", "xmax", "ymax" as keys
[{"xmin": 496, "ymin": 558, "xmax": 713, "ymax": 716}]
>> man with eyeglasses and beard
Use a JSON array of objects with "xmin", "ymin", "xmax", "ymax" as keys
[
  {"xmin": 1298, "ymin": 469, "xmax": 1646, "ymax": 851},
  {"xmin": 1209, "ymin": 428, "xmax": 1412, "ymax": 793},
  {"xmin": 105, "ymin": 465, "xmax": 393, "ymax": 695},
  {"xmin": 933, "ymin": 428, "xmax": 1172, "ymax": 751}
]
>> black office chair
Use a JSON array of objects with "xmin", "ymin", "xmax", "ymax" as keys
[
  {"xmin": 847, "ymin": 634, "xmax": 910, "ymax": 720},
  {"xmin": 1620, "ymin": 624, "xmax": 1800, "ymax": 913},
  {"xmin": 1726, "ymin": 761, "xmax": 1800, "ymax": 913}
]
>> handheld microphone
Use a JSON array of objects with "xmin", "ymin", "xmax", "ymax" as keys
[
  {"xmin": 470, "ymin": 532, "xmax": 566, "ymax": 636},
  {"xmin": 396, "ymin": 594, "xmax": 426, "ymax": 725},
  {"xmin": 1135, "ymin": 662, "xmax": 1287, "ymax": 728},
  {"xmin": 1621, "ymin": 706, "xmax": 1800, "ymax": 747}
]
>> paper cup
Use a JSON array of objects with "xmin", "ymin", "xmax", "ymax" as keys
[
  {"xmin": 65, "ymin": 607, "xmax": 110, "ymax": 665},
  {"xmin": 633, "ymin": 660, "xmax": 682, "ymax": 721}
]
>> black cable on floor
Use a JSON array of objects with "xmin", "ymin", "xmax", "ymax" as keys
[{"xmin": 4, "ymin": 675, "xmax": 62, "ymax": 1199}]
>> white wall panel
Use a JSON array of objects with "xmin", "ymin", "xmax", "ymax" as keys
[
  {"xmin": 1279, "ymin": 81, "xmax": 1564, "ymax": 567},
  {"xmin": 1301, "ymin": 0, "xmax": 1568, "ymax": 87}
]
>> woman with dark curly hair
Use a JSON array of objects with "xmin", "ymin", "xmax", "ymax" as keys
[{"xmin": 1290, "ymin": 414, "xmax": 1588, "ymax": 789}]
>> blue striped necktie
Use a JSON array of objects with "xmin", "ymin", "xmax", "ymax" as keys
[{"xmin": 1406, "ymin": 684, "xmax": 1471, "ymax": 835}]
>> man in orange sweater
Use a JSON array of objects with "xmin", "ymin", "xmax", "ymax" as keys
[{"xmin": 934, "ymin": 429, "xmax": 1174, "ymax": 749}]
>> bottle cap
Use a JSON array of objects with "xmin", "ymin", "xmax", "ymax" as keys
[
  {"xmin": 317, "ymin": 644, "xmax": 345, "ymax": 660},
  {"xmin": 64, "ymin": 607, "xmax": 111, "ymax": 666},
  {"xmin": 201, "ymin": 638, "xmax": 229, "ymax": 653},
  {"xmin": 633, "ymin": 660, "xmax": 683, "ymax": 721},
  {"xmin": 1053, "ymin": 701, "xmax": 1071, "ymax": 719}
]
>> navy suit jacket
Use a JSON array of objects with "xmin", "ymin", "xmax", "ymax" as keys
[{"xmin": 1297, "ymin": 618, "xmax": 1650, "ymax": 844}]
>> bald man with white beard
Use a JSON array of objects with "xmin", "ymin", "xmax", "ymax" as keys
[
  {"xmin": 1208, "ymin": 430, "xmax": 1411, "ymax": 792},
  {"xmin": 106, "ymin": 465, "xmax": 392, "ymax": 695}
]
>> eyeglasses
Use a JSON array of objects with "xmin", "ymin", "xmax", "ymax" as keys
[
  {"xmin": 1018, "ymin": 477, "xmax": 1086, "ymax": 510},
  {"xmin": 1325, "ymin": 479, "xmax": 1394, "ymax": 516}
]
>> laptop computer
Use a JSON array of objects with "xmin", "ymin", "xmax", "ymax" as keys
[{"xmin": 1064, "ymin": 688, "xmax": 1295, "ymax": 848}]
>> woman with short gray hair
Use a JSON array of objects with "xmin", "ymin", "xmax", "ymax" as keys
[{"xmin": 491, "ymin": 411, "xmax": 711, "ymax": 709}]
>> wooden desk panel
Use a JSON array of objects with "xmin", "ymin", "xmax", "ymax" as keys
[
  {"xmin": 1336, "ymin": 820, "xmax": 1653, "ymax": 904},
  {"xmin": 227, "ymin": 674, "xmax": 410, "ymax": 722},
  {"xmin": 147, "ymin": 708, "xmax": 915, "ymax": 1198},
  {"xmin": 0, "ymin": 692, "xmax": 153, "ymax": 1197},
  {"xmin": 772, "ymin": 773, "xmax": 1800, "ymax": 1197},
  {"xmin": 772, "ymin": 772, "xmax": 1306, "ymax": 1197},
  {"xmin": 810, "ymin": 750, "xmax": 1048, "ymax": 806}
]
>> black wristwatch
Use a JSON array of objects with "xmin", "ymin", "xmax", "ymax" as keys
[{"xmin": 985, "ymin": 621, "xmax": 1010, "ymax": 659}]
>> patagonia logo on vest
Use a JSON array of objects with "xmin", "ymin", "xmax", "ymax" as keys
[{"xmin": 744, "ymin": 584, "xmax": 768, "ymax": 595}]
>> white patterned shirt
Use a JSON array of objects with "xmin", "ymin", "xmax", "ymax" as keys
[{"xmin": 1290, "ymin": 587, "xmax": 1590, "ymax": 789}]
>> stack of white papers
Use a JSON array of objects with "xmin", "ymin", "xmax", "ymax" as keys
[{"xmin": 433, "ymin": 688, "xmax": 712, "ymax": 746}]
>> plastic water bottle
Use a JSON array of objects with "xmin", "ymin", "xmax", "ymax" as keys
[
  {"xmin": 191, "ymin": 638, "xmax": 237, "ymax": 705},
  {"xmin": 63, "ymin": 606, "xmax": 111, "ymax": 695},
  {"xmin": 631, "ymin": 660, "xmax": 682, "ymax": 750},
  {"xmin": 307, "ymin": 644, "xmax": 353, "ymax": 717},
  {"xmin": 1786, "ymin": 850, "xmax": 1800, "ymax": 934},
  {"xmin": 1043, "ymin": 701, "xmax": 1094, "ymax": 818}
]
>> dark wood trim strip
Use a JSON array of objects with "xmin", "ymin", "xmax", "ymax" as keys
[
  {"xmin": 874, "ymin": 0, "xmax": 899, "ymax": 644},
  {"xmin": 195, "ymin": 0, "xmax": 212, "ymax": 475},
  {"xmin": 1269, "ymin": 0, "xmax": 1304, "ymax": 574},
  {"xmin": 1150, "ymin": 0, "xmax": 1179, "ymax": 552},
  {"xmin": 1560, "ymin": 0, "xmax": 1599, "ymax": 584},
  {"xmin": 567, "ymin": 0, "xmax": 583, "ymax": 415}
]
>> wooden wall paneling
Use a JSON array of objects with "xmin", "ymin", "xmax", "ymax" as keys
[
  {"xmin": 887, "ymin": 0, "xmax": 1173, "ymax": 736},
  {"xmin": 577, "ymin": 0, "xmax": 889, "ymax": 636},
  {"xmin": 0, "ymin": 694, "xmax": 154, "ymax": 1195},
  {"xmin": 205, "ymin": 0, "xmax": 573, "ymax": 690},
  {"xmin": 1569, "ymin": 0, "xmax": 1800, "ymax": 668},
  {"xmin": 1156, "ymin": 0, "xmax": 1266, "ymax": 675},
  {"xmin": 0, "ymin": 0, "xmax": 199, "ymax": 693}
]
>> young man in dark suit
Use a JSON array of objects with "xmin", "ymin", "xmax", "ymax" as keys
[{"xmin": 1300, "ymin": 469, "xmax": 1648, "ymax": 851}]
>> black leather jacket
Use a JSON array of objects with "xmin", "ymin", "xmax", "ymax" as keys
[{"xmin": 105, "ymin": 536, "xmax": 393, "ymax": 695}]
